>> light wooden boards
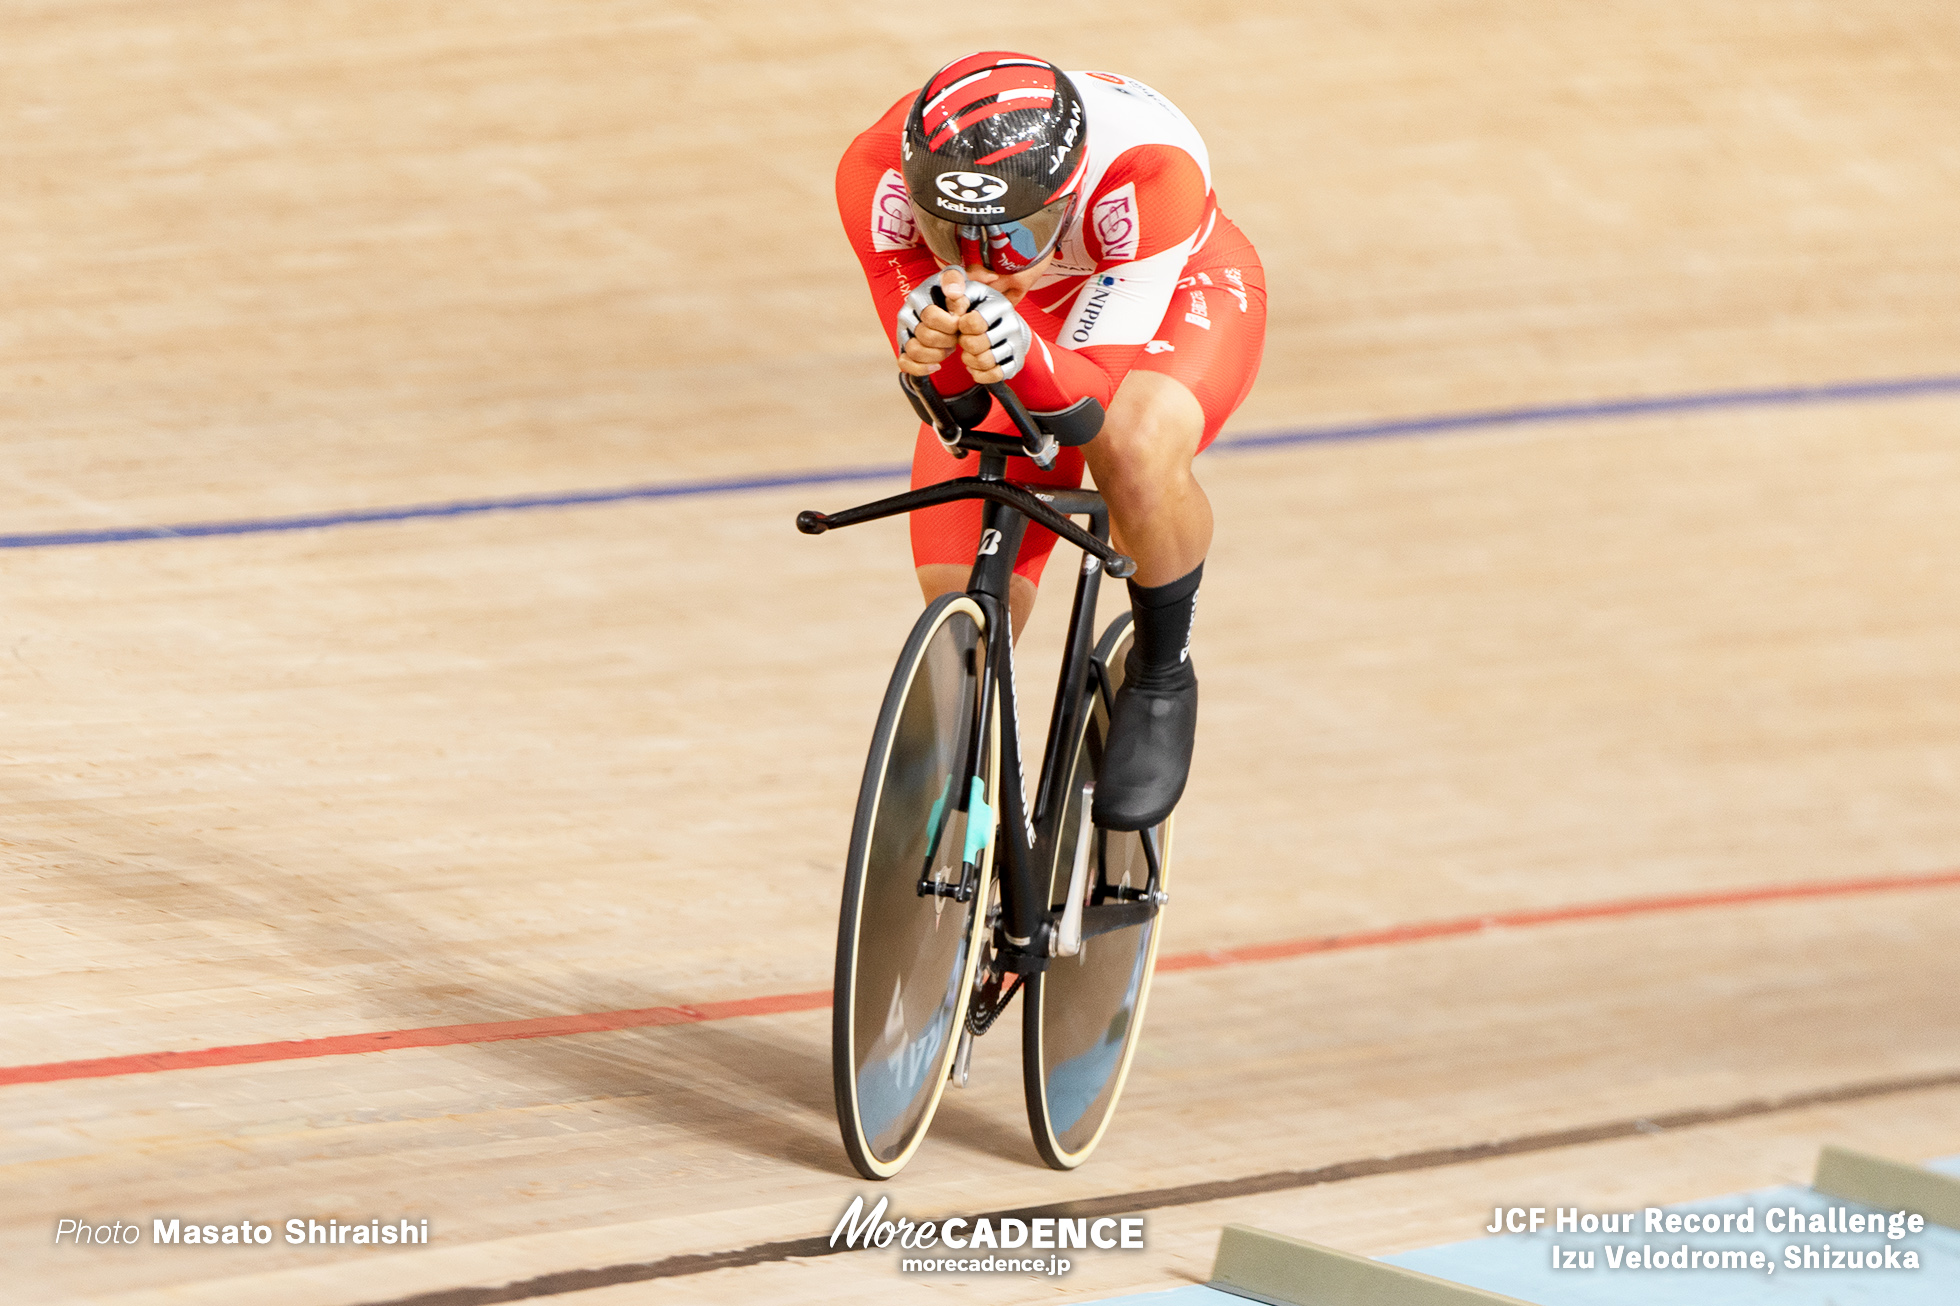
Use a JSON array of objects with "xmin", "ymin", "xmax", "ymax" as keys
[{"xmin": 4, "ymin": 2, "xmax": 1959, "ymax": 1303}]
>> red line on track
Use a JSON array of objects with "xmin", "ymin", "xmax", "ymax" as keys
[
  {"xmin": 0, "ymin": 990, "xmax": 830, "ymax": 1088},
  {"xmin": 1154, "ymin": 867, "xmax": 1960, "ymax": 972},
  {"xmin": 6, "ymin": 868, "xmax": 1956, "ymax": 1089}
]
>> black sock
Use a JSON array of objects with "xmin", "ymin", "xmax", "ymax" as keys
[{"xmin": 1125, "ymin": 563, "xmax": 1202, "ymax": 690}]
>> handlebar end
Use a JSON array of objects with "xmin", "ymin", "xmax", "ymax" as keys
[
  {"xmin": 795, "ymin": 511, "xmax": 830, "ymax": 535},
  {"xmin": 1105, "ymin": 554, "xmax": 1138, "ymax": 579}
]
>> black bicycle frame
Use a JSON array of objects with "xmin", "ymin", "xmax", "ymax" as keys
[
  {"xmin": 959, "ymin": 465, "xmax": 1113, "ymax": 960},
  {"xmin": 798, "ymin": 375, "xmax": 1147, "ymax": 976}
]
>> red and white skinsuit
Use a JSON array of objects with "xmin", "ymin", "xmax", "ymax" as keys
[{"xmin": 837, "ymin": 70, "xmax": 1268, "ymax": 584}]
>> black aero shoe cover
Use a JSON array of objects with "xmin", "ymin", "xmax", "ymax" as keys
[{"xmin": 1096, "ymin": 651, "xmax": 1199, "ymax": 831}]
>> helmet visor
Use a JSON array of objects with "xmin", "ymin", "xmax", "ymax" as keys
[{"xmin": 914, "ymin": 193, "xmax": 1077, "ymax": 274}]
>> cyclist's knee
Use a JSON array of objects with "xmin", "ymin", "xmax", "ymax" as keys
[
  {"xmin": 1091, "ymin": 375, "xmax": 1204, "ymax": 496},
  {"xmin": 1091, "ymin": 434, "xmax": 1201, "ymax": 524}
]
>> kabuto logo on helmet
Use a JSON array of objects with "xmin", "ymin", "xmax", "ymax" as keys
[
  {"xmin": 902, "ymin": 52, "xmax": 1089, "ymax": 226},
  {"xmin": 936, "ymin": 172, "xmax": 1010, "ymax": 203}
]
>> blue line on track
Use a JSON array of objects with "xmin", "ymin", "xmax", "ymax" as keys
[
  {"xmin": 0, "ymin": 465, "xmax": 910, "ymax": 551},
  {"xmin": 6, "ymin": 373, "xmax": 1956, "ymax": 552},
  {"xmin": 1218, "ymin": 372, "xmax": 1960, "ymax": 452}
]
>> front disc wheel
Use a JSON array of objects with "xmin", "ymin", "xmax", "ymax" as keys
[{"xmin": 833, "ymin": 594, "xmax": 999, "ymax": 1179}]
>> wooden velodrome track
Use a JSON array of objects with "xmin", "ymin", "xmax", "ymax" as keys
[{"xmin": 6, "ymin": 2, "xmax": 1959, "ymax": 1302}]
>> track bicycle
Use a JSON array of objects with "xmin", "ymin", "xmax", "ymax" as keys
[{"xmin": 798, "ymin": 373, "xmax": 1174, "ymax": 1180}]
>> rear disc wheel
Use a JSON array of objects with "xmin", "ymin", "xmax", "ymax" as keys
[{"xmin": 1022, "ymin": 612, "xmax": 1174, "ymax": 1169}]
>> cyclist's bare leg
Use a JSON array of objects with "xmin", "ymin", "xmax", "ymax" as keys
[
  {"xmin": 1081, "ymin": 370, "xmax": 1210, "ymax": 586},
  {"xmin": 917, "ymin": 564, "xmax": 1036, "ymax": 642},
  {"xmin": 1077, "ymin": 367, "xmax": 1209, "ymax": 830}
]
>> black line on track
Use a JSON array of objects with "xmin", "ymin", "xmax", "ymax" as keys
[{"xmin": 358, "ymin": 1065, "xmax": 1960, "ymax": 1305}]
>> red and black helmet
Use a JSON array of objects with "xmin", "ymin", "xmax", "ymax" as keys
[{"xmin": 902, "ymin": 52, "xmax": 1088, "ymax": 273}]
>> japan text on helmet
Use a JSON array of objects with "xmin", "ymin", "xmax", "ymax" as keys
[{"xmin": 902, "ymin": 52, "xmax": 1088, "ymax": 273}]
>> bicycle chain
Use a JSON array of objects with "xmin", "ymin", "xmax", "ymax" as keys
[{"xmin": 966, "ymin": 970, "xmax": 1024, "ymax": 1036}]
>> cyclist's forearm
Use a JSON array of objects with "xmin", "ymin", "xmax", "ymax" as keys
[{"xmin": 988, "ymin": 308, "xmax": 1116, "ymax": 412}]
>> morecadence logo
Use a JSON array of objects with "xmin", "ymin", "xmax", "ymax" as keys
[{"xmin": 830, "ymin": 1195, "xmax": 1145, "ymax": 1276}]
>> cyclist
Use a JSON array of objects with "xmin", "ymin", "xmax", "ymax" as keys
[{"xmin": 836, "ymin": 51, "xmax": 1265, "ymax": 832}]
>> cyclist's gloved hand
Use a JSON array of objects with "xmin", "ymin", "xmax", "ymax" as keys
[
  {"xmin": 895, "ymin": 271, "xmax": 970, "ymax": 376},
  {"xmin": 955, "ymin": 281, "xmax": 1032, "ymax": 383}
]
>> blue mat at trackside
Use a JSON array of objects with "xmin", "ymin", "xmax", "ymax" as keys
[
  {"xmin": 1086, "ymin": 1288, "xmax": 1241, "ymax": 1306},
  {"xmin": 1087, "ymin": 1155, "xmax": 1960, "ymax": 1305},
  {"xmin": 1383, "ymin": 1153, "xmax": 1960, "ymax": 1304}
]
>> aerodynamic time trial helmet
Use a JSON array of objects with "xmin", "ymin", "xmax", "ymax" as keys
[{"xmin": 902, "ymin": 52, "xmax": 1088, "ymax": 274}]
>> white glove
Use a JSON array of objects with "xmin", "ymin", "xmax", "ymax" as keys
[
  {"xmin": 895, "ymin": 278, "xmax": 1032, "ymax": 381},
  {"xmin": 895, "ymin": 280, "xmax": 946, "ymax": 356},
  {"xmin": 958, "ymin": 281, "xmax": 1032, "ymax": 381}
]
